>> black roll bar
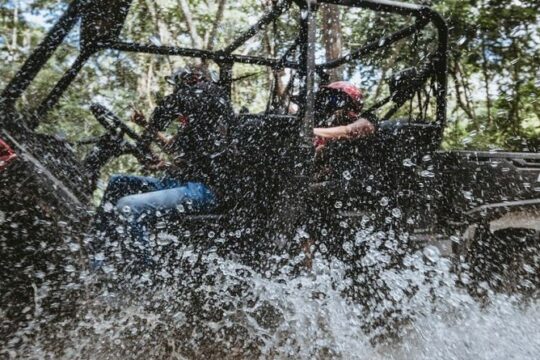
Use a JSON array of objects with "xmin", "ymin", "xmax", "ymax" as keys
[
  {"xmin": 317, "ymin": 18, "xmax": 429, "ymax": 70},
  {"xmin": 0, "ymin": 0, "xmax": 84, "ymax": 108},
  {"xmin": 320, "ymin": 0, "xmax": 448, "ymax": 129},
  {"xmin": 107, "ymin": 42, "xmax": 300, "ymax": 69},
  {"xmin": 1, "ymin": 0, "xmax": 447, "ymax": 130},
  {"xmin": 222, "ymin": 0, "xmax": 291, "ymax": 54},
  {"xmin": 35, "ymin": 50, "xmax": 94, "ymax": 116}
]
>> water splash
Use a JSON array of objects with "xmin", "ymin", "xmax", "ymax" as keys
[{"xmin": 2, "ymin": 228, "xmax": 539, "ymax": 359}]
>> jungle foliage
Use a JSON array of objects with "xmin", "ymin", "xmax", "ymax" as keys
[{"xmin": 1, "ymin": 0, "xmax": 538, "ymax": 159}]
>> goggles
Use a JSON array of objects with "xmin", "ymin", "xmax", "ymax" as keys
[{"xmin": 166, "ymin": 68, "xmax": 219, "ymax": 87}]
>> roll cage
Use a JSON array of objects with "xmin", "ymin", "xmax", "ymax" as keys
[{"xmin": 1, "ymin": 0, "xmax": 448, "ymax": 148}]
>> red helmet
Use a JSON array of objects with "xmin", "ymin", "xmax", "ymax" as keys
[
  {"xmin": 315, "ymin": 81, "xmax": 364, "ymax": 126},
  {"xmin": 0, "ymin": 139, "xmax": 16, "ymax": 172},
  {"xmin": 321, "ymin": 81, "xmax": 364, "ymax": 111}
]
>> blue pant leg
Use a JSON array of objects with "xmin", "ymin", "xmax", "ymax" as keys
[
  {"xmin": 185, "ymin": 182, "xmax": 218, "ymax": 211},
  {"xmin": 101, "ymin": 174, "xmax": 164, "ymax": 207},
  {"xmin": 92, "ymin": 175, "xmax": 165, "ymax": 270},
  {"xmin": 114, "ymin": 183, "xmax": 217, "ymax": 263},
  {"xmin": 115, "ymin": 182, "xmax": 217, "ymax": 216}
]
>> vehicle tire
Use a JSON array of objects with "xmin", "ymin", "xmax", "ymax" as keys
[{"xmin": 465, "ymin": 218, "xmax": 539, "ymax": 297}]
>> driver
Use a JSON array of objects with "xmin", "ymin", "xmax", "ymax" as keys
[{"xmin": 94, "ymin": 65, "xmax": 234, "ymax": 264}]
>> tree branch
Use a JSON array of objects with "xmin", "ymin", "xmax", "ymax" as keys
[
  {"xmin": 206, "ymin": 0, "xmax": 227, "ymax": 51},
  {"xmin": 321, "ymin": 4, "xmax": 342, "ymax": 82}
]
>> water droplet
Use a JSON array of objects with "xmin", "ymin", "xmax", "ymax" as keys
[
  {"xmin": 68, "ymin": 242, "xmax": 80, "ymax": 252},
  {"xmin": 403, "ymin": 158, "xmax": 414, "ymax": 167},
  {"xmin": 423, "ymin": 245, "xmax": 440, "ymax": 262},
  {"xmin": 420, "ymin": 170, "xmax": 435, "ymax": 178},
  {"xmin": 103, "ymin": 202, "xmax": 113, "ymax": 213},
  {"xmin": 342, "ymin": 170, "xmax": 352, "ymax": 180},
  {"xmin": 523, "ymin": 264, "xmax": 534, "ymax": 273},
  {"xmin": 391, "ymin": 208, "xmax": 402, "ymax": 218},
  {"xmin": 102, "ymin": 265, "xmax": 115, "ymax": 274},
  {"xmin": 379, "ymin": 197, "xmax": 389, "ymax": 206},
  {"xmin": 462, "ymin": 190, "xmax": 473, "ymax": 200},
  {"xmin": 157, "ymin": 233, "xmax": 174, "ymax": 246},
  {"xmin": 334, "ymin": 201, "xmax": 343, "ymax": 209}
]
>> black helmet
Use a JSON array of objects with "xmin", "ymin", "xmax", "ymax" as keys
[{"xmin": 166, "ymin": 65, "xmax": 218, "ymax": 88}]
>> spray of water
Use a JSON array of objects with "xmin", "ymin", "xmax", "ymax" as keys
[{"xmin": 1, "ymin": 226, "xmax": 539, "ymax": 359}]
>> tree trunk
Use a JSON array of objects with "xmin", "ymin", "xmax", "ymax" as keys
[
  {"xmin": 509, "ymin": 59, "xmax": 522, "ymax": 136},
  {"xmin": 480, "ymin": 35, "xmax": 492, "ymax": 127},
  {"xmin": 451, "ymin": 61, "xmax": 476, "ymax": 121},
  {"xmin": 145, "ymin": 0, "xmax": 174, "ymax": 72},
  {"xmin": 179, "ymin": 0, "xmax": 203, "ymax": 49},
  {"xmin": 11, "ymin": 0, "xmax": 19, "ymax": 51},
  {"xmin": 206, "ymin": 0, "xmax": 227, "ymax": 51},
  {"xmin": 451, "ymin": 68, "xmax": 475, "ymax": 121},
  {"xmin": 321, "ymin": 4, "xmax": 342, "ymax": 83}
]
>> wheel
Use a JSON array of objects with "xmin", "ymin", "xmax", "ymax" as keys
[{"xmin": 464, "ymin": 210, "xmax": 540, "ymax": 296}]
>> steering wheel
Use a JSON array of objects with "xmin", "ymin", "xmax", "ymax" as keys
[
  {"xmin": 89, "ymin": 103, "xmax": 159, "ymax": 166},
  {"xmin": 90, "ymin": 103, "xmax": 145, "ymax": 143}
]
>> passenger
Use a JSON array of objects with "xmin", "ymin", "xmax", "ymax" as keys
[
  {"xmin": 313, "ymin": 81, "xmax": 375, "ymax": 150},
  {"xmin": 94, "ymin": 66, "xmax": 234, "ymax": 264},
  {"xmin": 303, "ymin": 81, "xmax": 375, "ymax": 268},
  {"xmin": 310, "ymin": 81, "xmax": 375, "ymax": 183}
]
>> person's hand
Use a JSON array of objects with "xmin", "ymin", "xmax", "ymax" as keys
[
  {"xmin": 345, "ymin": 118, "xmax": 375, "ymax": 139},
  {"xmin": 146, "ymin": 159, "xmax": 171, "ymax": 171},
  {"xmin": 131, "ymin": 109, "xmax": 147, "ymax": 127}
]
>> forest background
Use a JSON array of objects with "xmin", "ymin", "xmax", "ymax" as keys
[{"xmin": 1, "ymin": 0, "xmax": 539, "ymax": 179}]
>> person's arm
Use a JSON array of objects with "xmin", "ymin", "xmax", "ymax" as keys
[
  {"xmin": 313, "ymin": 117, "xmax": 375, "ymax": 140},
  {"xmin": 131, "ymin": 109, "xmax": 173, "ymax": 147},
  {"xmin": 154, "ymin": 132, "xmax": 172, "ymax": 147}
]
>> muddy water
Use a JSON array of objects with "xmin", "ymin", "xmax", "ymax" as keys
[{"xmin": 2, "ymin": 233, "xmax": 539, "ymax": 359}]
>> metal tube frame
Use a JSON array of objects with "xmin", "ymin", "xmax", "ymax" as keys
[
  {"xmin": 1, "ymin": 0, "xmax": 447, "ymax": 130},
  {"xmin": 0, "ymin": 0, "xmax": 85, "ymax": 109}
]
